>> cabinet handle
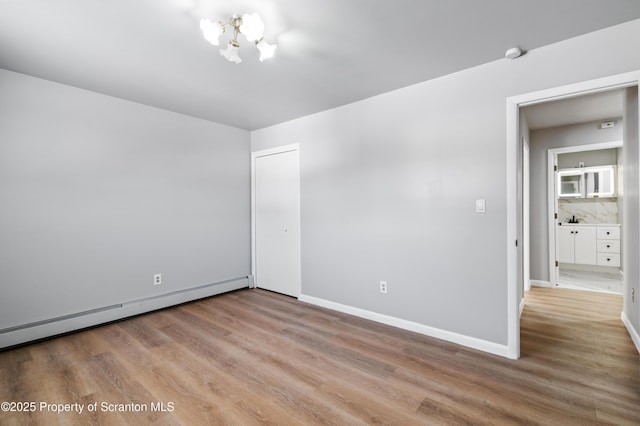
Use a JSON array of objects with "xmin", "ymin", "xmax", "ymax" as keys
[
  {"xmin": 607, "ymin": 258, "xmax": 611, "ymax": 261},
  {"xmin": 575, "ymin": 231, "xmax": 579, "ymax": 234},
  {"xmin": 606, "ymin": 231, "xmax": 610, "ymax": 235},
  {"xmin": 607, "ymin": 245, "xmax": 611, "ymax": 248}
]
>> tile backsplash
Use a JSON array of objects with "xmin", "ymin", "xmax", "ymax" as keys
[{"xmin": 558, "ymin": 198, "xmax": 618, "ymax": 224}]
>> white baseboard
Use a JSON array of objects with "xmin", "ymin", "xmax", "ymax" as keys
[
  {"xmin": 530, "ymin": 280, "xmax": 553, "ymax": 288},
  {"xmin": 0, "ymin": 277, "xmax": 249, "ymax": 349},
  {"xmin": 298, "ymin": 294, "xmax": 511, "ymax": 359},
  {"xmin": 621, "ymin": 311, "xmax": 640, "ymax": 354},
  {"xmin": 519, "ymin": 298, "xmax": 526, "ymax": 318}
]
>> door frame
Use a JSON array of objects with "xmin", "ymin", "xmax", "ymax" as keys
[
  {"xmin": 523, "ymin": 138, "xmax": 530, "ymax": 294},
  {"xmin": 506, "ymin": 70, "xmax": 640, "ymax": 359},
  {"xmin": 547, "ymin": 141, "xmax": 623, "ymax": 287},
  {"xmin": 251, "ymin": 143, "xmax": 301, "ymax": 295}
]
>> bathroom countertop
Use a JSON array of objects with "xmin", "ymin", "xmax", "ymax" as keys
[{"xmin": 558, "ymin": 223, "xmax": 620, "ymax": 226}]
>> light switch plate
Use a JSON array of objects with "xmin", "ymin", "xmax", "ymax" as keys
[{"xmin": 475, "ymin": 199, "xmax": 486, "ymax": 213}]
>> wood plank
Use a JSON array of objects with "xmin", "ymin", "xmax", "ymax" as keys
[{"xmin": 0, "ymin": 287, "xmax": 638, "ymax": 424}]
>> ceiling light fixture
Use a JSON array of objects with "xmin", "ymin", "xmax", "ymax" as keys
[{"xmin": 200, "ymin": 13, "xmax": 277, "ymax": 64}]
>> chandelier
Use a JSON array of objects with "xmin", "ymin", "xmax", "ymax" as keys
[{"xmin": 200, "ymin": 13, "xmax": 277, "ymax": 64}]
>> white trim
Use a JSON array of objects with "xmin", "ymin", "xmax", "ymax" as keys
[
  {"xmin": 511, "ymin": 72, "xmax": 640, "ymax": 108},
  {"xmin": 251, "ymin": 143, "xmax": 301, "ymax": 297},
  {"xmin": 621, "ymin": 311, "xmax": 640, "ymax": 354},
  {"xmin": 519, "ymin": 298, "xmax": 526, "ymax": 318},
  {"xmin": 548, "ymin": 141, "xmax": 624, "ymax": 155},
  {"xmin": 251, "ymin": 143, "xmax": 299, "ymax": 158},
  {"xmin": 548, "ymin": 150, "xmax": 558, "ymax": 286},
  {"xmin": 506, "ymin": 70, "xmax": 640, "ymax": 361},
  {"xmin": 523, "ymin": 140, "xmax": 531, "ymax": 293},
  {"xmin": 506, "ymin": 98, "xmax": 520, "ymax": 359},
  {"xmin": 530, "ymin": 280, "xmax": 553, "ymax": 288},
  {"xmin": 299, "ymin": 294, "xmax": 511, "ymax": 359}
]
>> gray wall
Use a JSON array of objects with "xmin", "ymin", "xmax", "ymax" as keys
[
  {"xmin": 528, "ymin": 121, "xmax": 623, "ymax": 282},
  {"xmin": 623, "ymin": 87, "xmax": 639, "ymax": 338},
  {"xmin": 0, "ymin": 69, "xmax": 251, "ymax": 330},
  {"xmin": 251, "ymin": 19, "xmax": 640, "ymax": 346},
  {"xmin": 558, "ymin": 148, "xmax": 618, "ymax": 168},
  {"xmin": 618, "ymin": 147, "xmax": 624, "ymax": 225}
]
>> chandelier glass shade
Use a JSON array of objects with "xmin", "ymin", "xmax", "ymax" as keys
[{"xmin": 200, "ymin": 13, "xmax": 277, "ymax": 63}]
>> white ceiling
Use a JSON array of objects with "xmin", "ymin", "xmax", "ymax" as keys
[
  {"xmin": 523, "ymin": 89, "xmax": 625, "ymax": 130},
  {"xmin": 1, "ymin": 0, "xmax": 639, "ymax": 130}
]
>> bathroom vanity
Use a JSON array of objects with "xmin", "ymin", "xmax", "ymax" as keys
[{"xmin": 557, "ymin": 223, "xmax": 621, "ymax": 267}]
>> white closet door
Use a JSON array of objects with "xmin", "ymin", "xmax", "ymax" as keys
[{"xmin": 253, "ymin": 147, "xmax": 300, "ymax": 297}]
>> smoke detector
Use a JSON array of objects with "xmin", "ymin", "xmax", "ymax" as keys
[{"xmin": 505, "ymin": 47, "xmax": 523, "ymax": 59}]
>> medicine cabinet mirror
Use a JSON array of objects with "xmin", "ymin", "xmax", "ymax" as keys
[{"xmin": 557, "ymin": 165, "xmax": 616, "ymax": 199}]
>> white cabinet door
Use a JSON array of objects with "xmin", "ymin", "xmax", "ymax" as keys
[
  {"xmin": 557, "ymin": 226, "xmax": 575, "ymax": 264},
  {"xmin": 254, "ymin": 148, "xmax": 300, "ymax": 297},
  {"xmin": 574, "ymin": 226, "xmax": 597, "ymax": 265},
  {"xmin": 558, "ymin": 225, "xmax": 597, "ymax": 265}
]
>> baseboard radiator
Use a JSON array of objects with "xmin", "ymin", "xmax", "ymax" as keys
[{"xmin": 0, "ymin": 276, "xmax": 250, "ymax": 349}]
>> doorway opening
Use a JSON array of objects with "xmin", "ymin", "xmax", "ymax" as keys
[
  {"xmin": 548, "ymin": 142, "xmax": 624, "ymax": 295},
  {"xmin": 506, "ymin": 71, "xmax": 640, "ymax": 359}
]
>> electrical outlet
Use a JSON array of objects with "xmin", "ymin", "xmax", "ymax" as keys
[
  {"xmin": 154, "ymin": 274, "xmax": 162, "ymax": 286},
  {"xmin": 379, "ymin": 281, "xmax": 388, "ymax": 294}
]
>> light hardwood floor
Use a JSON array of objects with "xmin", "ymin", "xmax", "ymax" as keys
[{"xmin": 1, "ymin": 287, "xmax": 638, "ymax": 425}]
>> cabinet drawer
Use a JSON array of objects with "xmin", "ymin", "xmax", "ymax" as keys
[
  {"xmin": 597, "ymin": 240, "xmax": 620, "ymax": 253},
  {"xmin": 597, "ymin": 227, "xmax": 620, "ymax": 240},
  {"xmin": 597, "ymin": 253, "xmax": 620, "ymax": 267}
]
